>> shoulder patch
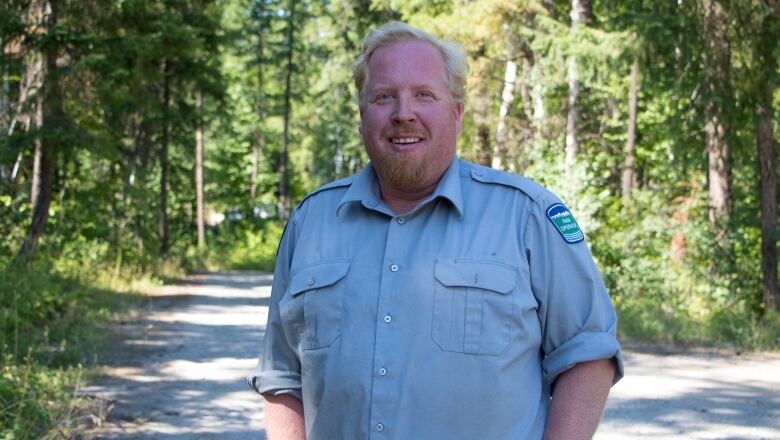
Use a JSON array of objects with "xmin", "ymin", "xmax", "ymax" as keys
[
  {"xmin": 298, "ymin": 176, "xmax": 354, "ymax": 205},
  {"xmin": 466, "ymin": 163, "xmax": 546, "ymax": 200},
  {"xmin": 545, "ymin": 203, "xmax": 584, "ymax": 244}
]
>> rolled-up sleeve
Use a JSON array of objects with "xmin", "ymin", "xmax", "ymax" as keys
[
  {"xmin": 524, "ymin": 192, "xmax": 624, "ymax": 392},
  {"xmin": 247, "ymin": 214, "xmax": 303, "ymax": 400}
]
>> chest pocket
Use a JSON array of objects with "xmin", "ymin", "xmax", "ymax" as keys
[
  {"xmin": 280, "ymin": 260, "xmax": 351, "ymax": 350},
  {"xmin": 431, "ymin": 260, "xmax": 516, "ymax": 355}
]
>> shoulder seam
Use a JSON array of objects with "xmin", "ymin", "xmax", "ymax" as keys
[
  {"xmin": 297, "ymin": 176, "xmax": 354, "ymax": 207},
  {"xmin": 463, "ymin": 161, "xmax": 546, "ymax": 201}
]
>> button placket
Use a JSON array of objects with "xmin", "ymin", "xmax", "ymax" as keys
[{"xmin": 371, "ymin": 214, "xmax": 404, "ymax": 439}]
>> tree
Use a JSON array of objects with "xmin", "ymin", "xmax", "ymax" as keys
[
  {"xmin": 564, "ymin": 0, "xmax": 592, "ymax": 174},
  {"xmin": 196, "ymin": 91, "xmax": 205, "ymax": 252},
  {"xmin": 621, "ymin": 57, "xmax": 638, "ymax": 202},
  {"xmin": 277, "ymin": 0, "xmax": 297, "ymax": 221},
  {"xmin": 19, "ymin": 0, "xmax": 58, "ymax": 259},
  {"xmin": 701, "ymin": 0, "xmax": 732, "ymax": 230},
  {"xmin": 159, "ymin": 58, "xmax": 171, "ymax": 257},
  {"xmin": 753, "ymin": 0, "xmax": 779, "ymax": 311}
]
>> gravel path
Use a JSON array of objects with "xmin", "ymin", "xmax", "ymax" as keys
[
  {"xmin": 81, "ymin": 272, "xmax": 272, "ymax": 439},
  {"xmin": 81, "ymin": 272, "xmax": 780, "ymax": 439}
]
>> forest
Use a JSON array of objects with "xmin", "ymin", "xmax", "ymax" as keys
[{"xmin": 0, "ymin": 0, "xmax": 778, "ymax": 437}]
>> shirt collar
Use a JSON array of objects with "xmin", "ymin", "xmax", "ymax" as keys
[
  {"xmin": 337, "ymin": 163, "xmax": 383, "ymax": 214},
  {"xmin": 337, "ymin": 156, "xmax": 464, "ymax": 219}
]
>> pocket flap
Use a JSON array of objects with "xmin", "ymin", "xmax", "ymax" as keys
[
  {"xmin": 434, "ymin": 260, "xmax": 516, "ymax": 294},
  {"xmin": 289, "ymin": 261, "xmax": 351, "ymax": 297}
]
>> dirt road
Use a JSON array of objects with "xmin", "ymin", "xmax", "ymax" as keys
[{"xmin": 81, "ymin": 272, "xmax": 780, "ymax": 439}]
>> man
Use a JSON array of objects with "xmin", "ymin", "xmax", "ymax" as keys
[{"xmin": 248, "ymin": 21, "xmax": 623, "ymax": 440}]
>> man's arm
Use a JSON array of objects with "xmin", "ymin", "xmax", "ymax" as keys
[
  {"xmin": 543, "ymin": 358, "xmax": 616, "ymax": 440},
  {"xmin": 264, "ymin": 394, "xmax": 305, "ymax": 440}
]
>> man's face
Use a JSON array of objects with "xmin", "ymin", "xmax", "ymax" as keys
[{"xmin": 360, "ymin": 39, "xmax": 463, "ymax": 193}]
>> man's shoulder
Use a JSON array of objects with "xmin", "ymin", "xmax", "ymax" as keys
[
  {"xmin": 299, "ymin": 176, "xmax": 354, "ymax": 206},
  {"xmin": 459, "ymin": 159, "xmax": 547, "ymax": 201}
]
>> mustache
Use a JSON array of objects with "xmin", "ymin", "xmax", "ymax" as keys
[{"xmin": 384, "ymin": 125, "xmax": 427, "ymax": 138}]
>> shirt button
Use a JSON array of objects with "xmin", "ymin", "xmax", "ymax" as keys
[
  {"xmin": 390, "ymin": 264, "xmax": 399, "ymax": 272},
  {"xmin": 397, "ymin": 217, "xmax": 405, "ymax": 224},
  {"xmin": 473, "ymin": 169, "xmax": 483, "ymax": 177},
  {"xmin": 376, "ymin": 423, "xmax": 384, "ymax": 432},
  {"xmin": 378, "ymin": 367, "xmax": 387, "ymax": 376},
  {"xmin": 306, "ymin": 278, "xmax": 315, "ymax": 286},
  {"xmin": 383, "ymin": 314, "xmax": 392, "ymax": 323}
]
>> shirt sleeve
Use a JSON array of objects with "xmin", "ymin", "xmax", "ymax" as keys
[
  {"xmin": 523, "ymin": 191, "xmax": 624, "ymax": 393},
  {"xmin": 246, "ymin": 213, "xmax": 303, "ymax": 400}
]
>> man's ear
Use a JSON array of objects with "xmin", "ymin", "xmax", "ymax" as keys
[{"xmin": 454, "ymin": 101, "xmax": 464, "ymax": 135}]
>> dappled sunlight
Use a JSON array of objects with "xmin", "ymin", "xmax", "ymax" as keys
[
  {"xmin": 151, "ymin": 305, "xmax": 268, "ymax": 327},
  {"xmin": 597, "ymin": 351, "xmax": 780, "ymax": 439},
  {"xmin": 81, "ymin": 272, "xmax": 270, "ymax": 439},
  {"xmin": 160, "ymin": 357, "xmax": 259, "ymax": 382}
]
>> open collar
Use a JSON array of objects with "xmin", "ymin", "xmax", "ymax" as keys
[{"xmin": 337, "ymin": 156, "xmax": 463, "ymax": 219}]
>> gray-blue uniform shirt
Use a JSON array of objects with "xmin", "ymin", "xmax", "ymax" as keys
[{"xmin": 248, "ymin": 157, "xmax": 624, "ymax": 439}]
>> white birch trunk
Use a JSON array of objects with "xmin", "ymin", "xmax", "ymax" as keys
[{"xmin": 492, "ymin": 59, "xmax": 518, "ymax": 170}]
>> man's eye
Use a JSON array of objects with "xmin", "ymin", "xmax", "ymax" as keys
[
  {"xmin": 374, "ymin": 93, "xmax": 393, "ymax": 102},
  {"xmin": 417, "ymin": 91, "xmax": 434, "ymax": 98}
]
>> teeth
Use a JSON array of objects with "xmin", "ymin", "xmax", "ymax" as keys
[{"xmin": 392, "ymin": 137, "xmax": 421, "ymax": 144}]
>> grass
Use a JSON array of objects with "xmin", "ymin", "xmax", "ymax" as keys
[
  {"xmin": 0, "ymin": 220, "xmax": 282, "ymax": 439},
  {"xmin": 617, "ymin": 301, "xmax": 780, "ymax": 352},
  {"xmin": 0, "ymin": 255, "xmax": 156, "ymax": 439}
]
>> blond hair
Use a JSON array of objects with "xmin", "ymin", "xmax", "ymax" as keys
[{"xmin": 352, "ymin": 22, "xmax": 468, "ymax": 106}]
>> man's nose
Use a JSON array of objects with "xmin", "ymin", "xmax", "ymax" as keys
[{"xmin": 392, "ymin": 96, "xmax": 416, "ymax": 123}]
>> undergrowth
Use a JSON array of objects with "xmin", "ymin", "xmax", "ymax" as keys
[
  {"xmin": 189, "ymin": 220, "xmax": 283, "ymax": 272},
  {"xmin": 0, "ymin": 248, "xmax": 156, "ymax": 439}
]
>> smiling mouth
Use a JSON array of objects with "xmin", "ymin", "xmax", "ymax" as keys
[{"xmin": 390, "ymin": 137, "xmax": 422, "ymax": 144}]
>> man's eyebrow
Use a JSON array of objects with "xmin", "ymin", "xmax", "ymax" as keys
[{"xmin": 369, "ymin": 83, "xmax": 442, "ymax": 91}]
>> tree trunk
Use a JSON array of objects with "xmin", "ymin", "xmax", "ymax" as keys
[
  {"xmin": 492, "ymin": 25, "xmax": 520, "ymax": 170},
  {"xmin": 756, "ymin": 4, "xmax": 779, "ymax": 311},
  {"xmin": 10, "ymin": 3, "xmax": 47, "ymax": 182},
  {"xmin": 622, "ymin": 58, "xmax": 639, "ymax": 202},
  {"xmin": 250, "ymin": 138, "xmax": 260, "ymax": 214},
  {"xmin": 564, "ymin": 0, "xmax": 592, "ymax": 173},
  {"xmin": 0, "ymin": 41, "xmax": 8, "ymax": 132},
  {"xmin": 492, "ymin": 59, "xmax": 517, "ymax": 170},
  {"xmin": 757, "ymin": 99, "xmax": 778, "ymax": 312},
  {"xmin": 159, "ymin": 59, "xmax": 171, "ymax": 257},
  {"xmin": 250, "ymin": 1, "xmax": 266, "ymax": 216},
  {"xmin": 30, "ymin": 99, "xmax": 43, "ymax": 210},
  {"xmin": 531, "ymin": 60, "xmax": 545, "ymax": 144},
  {"xmin": 472, "ymin": 56, "xmax": 493, "ymax": 166},
  {"xmin": 278, "ymin": 0, "xmax": 296, "ymax": 221},
  {"xmin": 20, "ymin": 0, "xmax": 55, "ymax": 258},
  {"xmin": 195, "ymin": 92, "xmax": 205, "ymax": 252},
  {"xmin": 519, "ymin": 50, "xmax": 535, "ymax": 130},
  {"xmin": 702, "ymin": 0, "xmax": 731, "ymax": 229}
]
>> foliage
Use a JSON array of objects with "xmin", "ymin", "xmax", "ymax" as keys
[
  {"xmin": 0, "ymin": 242, "xmax": 153, "ymax": 439},
  {"xmin": 196, "ymin": 220, "xmax": 284, "ymax": 272},
  {"xmin": 1, "ymin": 355, "xmax": 89, "ymax": 440}
]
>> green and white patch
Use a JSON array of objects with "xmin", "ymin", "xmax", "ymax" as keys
[{"xmin": 545, "ymin": 203, "xmax": 584, "ymax": 244}]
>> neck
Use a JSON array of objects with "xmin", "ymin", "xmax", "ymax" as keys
[{"xmin": 378, "ymin": 179, "xmax": 440, "ymax": 215}]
